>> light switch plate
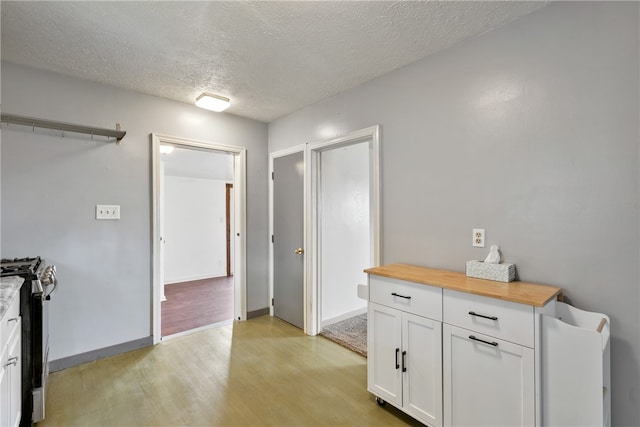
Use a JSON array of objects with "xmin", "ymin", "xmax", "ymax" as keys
[{"xmin": 96, "ymin": 205, "xmax": 120, "ymax": 220}]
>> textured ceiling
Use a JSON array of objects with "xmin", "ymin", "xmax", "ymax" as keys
[{"xmin": 1, "ymin": 1, "xmax": 547, "ymax": 123}]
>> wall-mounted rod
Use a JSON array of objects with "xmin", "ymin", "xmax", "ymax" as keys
[{"xmin": 1, "ymin": 113, "xmax": 126, "ymax": 142}]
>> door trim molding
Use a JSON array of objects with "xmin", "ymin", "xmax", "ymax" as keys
[
  {"xmin": 226, "ymin": 183, "xmax": 233, "ymax": 277},
  {"xmin": 151, "ymin": 133, "xmax": 247, "ymax": 344},
  {"xmin": 269, "ymin": 145, "xmax": 307, "ymax": 326},
  {"xmin": 306, "ymin": 125, "xmax": 381, "ymax": 336},
  {"xmin": 268, "ymin": 125, "xmax": 380, "ymax": 337}
]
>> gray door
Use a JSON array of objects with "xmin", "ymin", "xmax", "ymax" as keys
[{"xmin": 273, "ymin": 151, "xmax": 304, "ymax": 329}]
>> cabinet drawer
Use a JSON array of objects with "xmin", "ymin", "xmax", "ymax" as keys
[
  {"xmin": 0, "ymin": 297, "xmax": 20, "ymax": 350},
  {"xmin": 443, "ymin": 289, "xmax": 533, "ymax": 347},
  {"xmin": 369, "ymin": 276, "xmax": 442, "ymax": 320}
]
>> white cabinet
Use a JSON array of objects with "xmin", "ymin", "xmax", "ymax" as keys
[
  {"xmin": 366, "ymin": 264, "xmax": 564, "ymax": 427},
  {"xmin": 0, "ymin": 361, "xmax": 7, "ymax": 427},
  {"xmin": 443, "ymin": 289, "xmax": 536, "ymax": 427},
  {"xmin": 0, "ymin": 295, "xmax": 21, "ymax": 427},
  {"xmin": 5, "ymin": 319, "xmax": 21, "ymax": 427},
  {"xmin": 541, "ymin": 302, "xmax": 611, "ymax": 427},
  {"xmin": 443, "ymin": 323, "xmax": 534, "ymax": 427},
  {"xmin": 402, "ymin": 311, "xmax": 442, "ymax": 426},
  {"xmin": 368, "ymin": 276, "xmax": 442, "ymax": 427},
  {"xmin": 368, "ymin": 302, "xmax": 402, "ymax": 405}
]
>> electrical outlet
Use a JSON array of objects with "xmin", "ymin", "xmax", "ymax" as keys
[
  {"xmin": 96, "ymin": 205, "xmax": 120, "ymax": 220},
  {"xmin": 473, "ymin": 228, "xmax": 485, "ymax": 248}
]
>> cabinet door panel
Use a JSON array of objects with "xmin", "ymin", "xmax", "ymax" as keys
[
  {"xmin": 367, "ymin": 303, "xmax": 402, "ymax": 406},
  {"xmin": 0, "ymin": 347, "xmax": 8, "ymax": 427},
  {"xmin": 7, "ymin": 319, "xmax": 21, "ymax": 427},
  {"xmin": 403, "ymin": 312, "xmax": 442, "ymax": 427},
  {"xmin": 443, "ymin": 324, "xmax": 534, "ymax": 427}
]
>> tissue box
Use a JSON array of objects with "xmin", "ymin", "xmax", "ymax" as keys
[{"xmin": 466, "ymin": 260, "xmax": 516, "ymax": 283}]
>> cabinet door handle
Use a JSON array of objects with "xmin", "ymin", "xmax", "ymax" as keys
[
  {"xmin": 5, "ymin": 357, "xmax": 18, "ymax": 367},
  {"xmin": 468, "ymin": 311, "xmax": 498, "ymax": 321},
  {"xmin": 395, "ymin": 348, "xmax": 400, "ymax": 369},
  {"xmin": 7, "ymin": 317, "xmax": 18, "ymax": 324},
  {"xmin": 402, "ymin": 351, "xmax": 407, "ymax": 372},
  {"xmin": 391, "ymin": 292, "xmax": 411, "ymax": 300},
  {"xmin": 469, "ymin": 335, "xmax": 498, "ymax": 347}
]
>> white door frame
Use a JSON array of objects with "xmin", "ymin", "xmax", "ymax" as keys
[
  {"xmin": 306, "ymin": 126, "xmax": 381, "ymax": 336},
  {"xmin": 268, "ymin": 144, "xmax": 307, "ymax": 329},
  {"xmin": 151, "ymin": 133, "xmax": 247, "ymax": 344}
]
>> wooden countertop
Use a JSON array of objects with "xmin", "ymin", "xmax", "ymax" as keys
[{"xmin": 364, "ymin": 263, "xmax": 562, "ymax": 307}]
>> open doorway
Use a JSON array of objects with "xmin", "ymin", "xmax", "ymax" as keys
[
  {"xmin": 307, "ymin": 126, "xmax": 380, "ymax": 339},
  {"xmin": 160, "ymin": 146, "xmax": 235, "ymax": 337},
  {"xmin": 152, "ymin": 134, "xmax": 247, "ymax": 344}
]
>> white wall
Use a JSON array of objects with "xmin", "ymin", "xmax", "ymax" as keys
[
  {"xmin": 1, "ymin": 61, "xmax": 269, "ymax": 362},
  {"xmin": 164, "ymin": 176, "xmax": 228, "ymax": 283},
  {"xmin": 269, "ymin": 3, "xmax": 639, "ymax": 425},
  {"xmin": 321, "ymin": 142, "xmax": 369, "ymax": 323}
]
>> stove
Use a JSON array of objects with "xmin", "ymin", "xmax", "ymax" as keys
[{"xmin": 0, "ymin": 257, "xmax": 56, "ymax": 426}]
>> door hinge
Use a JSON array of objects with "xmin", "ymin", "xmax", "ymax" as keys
[
  {"xmin": 271, "ymin": 172, "xmax": 274, "ymax": 180},
  {"xmin": 271, "ymin": 235, "xmax": 274, "ymax": 243},
  {"xmin": 271, "ymin": 298, "xmax": 274, "ymax": 306}
]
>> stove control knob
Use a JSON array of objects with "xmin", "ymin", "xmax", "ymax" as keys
[{"xmin": 42, "ymin": 271, "xmax": 54, "ymax": 285}]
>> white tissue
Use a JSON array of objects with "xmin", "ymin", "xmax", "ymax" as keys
[{"xmin": 484, "ymin": 244, "xmax": 501, "ymax": 264}]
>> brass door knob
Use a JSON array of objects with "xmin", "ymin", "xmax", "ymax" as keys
[{"xmin": 294, "ymin": 247, "xmax": 304, "ymax": 255}]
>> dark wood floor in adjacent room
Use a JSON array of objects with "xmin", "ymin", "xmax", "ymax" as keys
[{"xmin": 161, "ymin": 276, "xmax": 234, "ymax": 337}]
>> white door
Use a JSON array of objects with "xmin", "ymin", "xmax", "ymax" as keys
[
  {"xmin": 367, "ymin": 302, "xmax": 402, "ymax": 406},
  {"xmin": 403, "ymin": 312, "xmax": 442, "ymax": 427},
  {"xmin": 443, "ymin": 324, "xmax": 534, "ymax": 427},
  {"xmin": 273, "ymin": 151, "xmax": 305, "ymax": 329}
]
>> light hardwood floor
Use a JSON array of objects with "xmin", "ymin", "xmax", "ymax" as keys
[{"xmin": 41, "ymin": 316, "xmax": 421, "ymax": 427}]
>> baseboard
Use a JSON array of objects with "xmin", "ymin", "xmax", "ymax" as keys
[
  {"xmin": 247, "ymin": 307, "xmax": 270, "ymax": 319},
  {"xmin": 49, "ymin": 336, "xmax": 153, "ymax": 372},
  {"xmin": 322, "ymin": 307, "xmax": 367, "ymax": 328}
]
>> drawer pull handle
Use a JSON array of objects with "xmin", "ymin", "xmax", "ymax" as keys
[
  {"xmin": 7, "ymin": 317, "xmax": 18, "ymax": 324},
  {"xmin": 5, "ymin": 357, "xmax": 18, "ymax": 367},
  {"xmin": 391, "ymin": 292, "xmax": 411, "ymax": 300},
  {"xmin": 469, "ymin": 335, "xmax": 498, "ymax": 347},
  {"xmin": 402, "ymin": 351, "xmax": 407, "ymax": 372},
  {"xmin": 395, "ymin": 348, "xmax": 400, "ymax": 369},
  {"xmin": 468, "ymin": 311, "xmax": 498, "ymax": 321}
]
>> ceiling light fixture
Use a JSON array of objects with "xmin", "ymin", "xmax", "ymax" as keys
[
  {"xmin": 159, "ymin": 144, "xmax": 175, "ymax": 154},
  {"xmin": 195, "ymin": 93, "xmax": 231, "ymax": 112}
]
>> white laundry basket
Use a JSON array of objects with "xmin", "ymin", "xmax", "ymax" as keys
[{"xmin": 541, "ymin": 302, "xmax": 611, "ymax": 427}]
